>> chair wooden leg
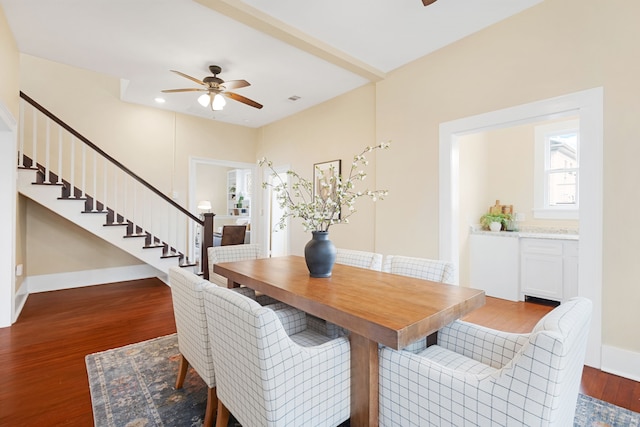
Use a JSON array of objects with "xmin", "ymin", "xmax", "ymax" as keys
[
  {"xmin": 215, "ymin": 399, "xmax": 230, "ymax": 427},
  {"xmin": 175, "ymin": 353, "xmax": 189, "ymax": 389},
  {"xmin": 203, "ymin": 387, "xmax": 217, "ymax": 427}
]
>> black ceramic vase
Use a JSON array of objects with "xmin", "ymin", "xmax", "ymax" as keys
[{"xmin": 304, "ymin": 231, "xmax": 337, "ymax": 278}]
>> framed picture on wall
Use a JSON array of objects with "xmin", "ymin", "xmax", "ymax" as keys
[{"xmin": 313, "ymin": 159, "xmax": 341, "ymax": 220}]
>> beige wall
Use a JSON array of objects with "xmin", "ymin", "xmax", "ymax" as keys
[
  {"xmin": 465, "ymin": 119, "xmax": 580, "ymax": 230},
  {"xmin": 195, "ymin": 164, "xmax": 232, "ymax": 215},
  {"xmin": 258, "ymin": 84, "xmax": 377, "ymax": 254},
  {"xmin": 0, "ymin": 6, "xmax": 19, "ymax": 119},
  {"xmin": 25, "ymin": 201, "xmax": 141, "ymax": 275},
  {"xmin": 374, "ymin": 0, "xmax": 639, "ymax": 353},
  {"xmin": 257, "ymin": 0, "xmax": 640, "ymax": 355},
  {"xmin": 458, "ymin": 132, "xmax": 490, "ymax": 286}
]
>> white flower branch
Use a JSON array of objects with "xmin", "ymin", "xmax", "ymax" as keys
[{"xmin": 259, "ymin": 142, "xmax": 390, "ymax": 232}]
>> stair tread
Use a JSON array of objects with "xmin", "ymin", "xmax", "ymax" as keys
[{"xmin": 18, "ymin": 152, "xmax": 198, "ymax": 277}]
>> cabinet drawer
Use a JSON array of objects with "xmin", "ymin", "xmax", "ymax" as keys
[{"xmin": 520, "ymin": 238, "xmax": 563, "ymax": 255}]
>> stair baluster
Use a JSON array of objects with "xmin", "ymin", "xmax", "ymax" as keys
[{"xmin": 16, "ymin": 92, "xmax": 207, "ymax": 276}]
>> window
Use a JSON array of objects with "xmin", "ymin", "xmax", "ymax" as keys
[{"xmin": 534, "ymin": 119, "xmax": 579, "ymax": 219}]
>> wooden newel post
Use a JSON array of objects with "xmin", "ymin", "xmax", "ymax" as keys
[{"xmin": 201, "ymin": 212, "xmax": 215, "ymax": 280}]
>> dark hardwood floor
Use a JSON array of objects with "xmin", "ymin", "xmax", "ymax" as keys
[
  {"xmin": 0, "ymin": 278, "xmax": 638, "ymax": 425},
  {"xmin": 0, "ymin": 278, "xmax": 177, "ymax": 426}
]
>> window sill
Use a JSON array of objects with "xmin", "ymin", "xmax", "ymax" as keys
[{"xmin": 533, "ymin": 208, "xmax": 579, "ymax": 220}]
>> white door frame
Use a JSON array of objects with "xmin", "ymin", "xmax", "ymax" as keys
[
  {"xmin": 262, "ymin": 165, "xmax": 291, "ymax": 257},
  {"xmin": 0, "ymin": 100, "xmax": 18, "ymax": 327},
  {"xmin": 439, "ymin": 87, "xmax": 603, "ymax": 368},
  {"xmin": 188, "ymin": 156, "xmax": 264, "ymax": 257}
]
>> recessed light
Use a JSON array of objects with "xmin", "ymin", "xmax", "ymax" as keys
[{"xmin": 154, "ymin": 97, "xmax": 166, "ymax": 104}]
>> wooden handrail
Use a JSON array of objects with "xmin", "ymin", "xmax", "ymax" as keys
[{"xmin": 19, "ymin": 91, "xmax": 202, "ymax": 225}]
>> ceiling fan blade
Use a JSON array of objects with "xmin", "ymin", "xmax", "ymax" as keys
[
  {"xmin": 170, "ymin": 70, "xmax": 205, "ymax": 86},
  {"xmin": 222, "ymin": 79, "xmax": 250, "ymax": 90},
  {"xmin": 224, "ymin": 92, "xmax": 263, "ymax": 109},
  {"xmin": 161, "ymin": 88, "xmax": 207, "ymax": 93},
  {"xmin": 422, "ymin": 0, "xmax": 437, "ymax": 5}
]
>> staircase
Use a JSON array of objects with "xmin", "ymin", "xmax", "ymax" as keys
[{"xmin": 16, "ymin": 92, "xmax": 209, "ymax": 280}]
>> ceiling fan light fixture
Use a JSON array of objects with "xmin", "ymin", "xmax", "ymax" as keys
[
  {"xmin": 163, "ymin": 66, "xmax": 261, "ymax": 110},
  {"xmin": 197, "ymin": 93, "xmax": 210, "ymax": 107},
  {"xmin": 212, "ymin": 93, "xmax": 226, "ymax": 110}
]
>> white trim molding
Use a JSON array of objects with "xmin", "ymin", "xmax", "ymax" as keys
[
  {"xmin": 25, "ymin": 264, "xmax": 164, "ymax": 294},
  {"xmin": 0, "ymin": 100, "xmax": 17, "ymax": 328},
  {"xmin": 602, "ymin": 345, "xmax": 640, "ymax": 383},
  {"xmin": 439, "ymin": 87, "xmax": 603, "ymax": 370}
]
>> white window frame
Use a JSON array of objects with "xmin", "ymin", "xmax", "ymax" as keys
[{"xmin": 533, "ymin": 119, "xmax": 580, "ymax": 219}]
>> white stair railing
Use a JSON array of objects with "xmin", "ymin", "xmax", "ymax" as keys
[{"xmin": 17, "ymin": 92, "xmax": 211, "ymax": 270}]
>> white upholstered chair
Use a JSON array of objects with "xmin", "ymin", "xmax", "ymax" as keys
[
  {"xmin": 379, "ymin": 297, "xmax": 593, "ymax": 427},
  {"xmin": 382, "ymin": 254, "xmax": 455, "ymax": 284},
  {"xmin": 202, "ymin": 284, "xmax": 351, "ymax": 427},
  {"xmin": 168, "ymin": 266, "xmax": 220, "ymax": 427},
  {"xmin": 207, "ymin": 243, "xmax": 262, "ymax": 287},
  {"xmin": 207, "ymin": 243, "xmax": 279, "ymax": 306},
  {"xmin": 168, "ymin": 266, "xmax": 269, "ymax": 426},
  {"xmin": 335, "ymin": 247, "xmax": 383, "ymax": 271}
]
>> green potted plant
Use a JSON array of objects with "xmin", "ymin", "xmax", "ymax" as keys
[{"xmin": 480, "ymin": 213, "xmax": 512, "ymax": 231}]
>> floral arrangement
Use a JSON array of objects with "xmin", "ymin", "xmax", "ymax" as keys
[{"xmin": 259, "ymin": 142, "xmax": 390, "ymax": 232}]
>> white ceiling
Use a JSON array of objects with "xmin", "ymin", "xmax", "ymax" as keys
[{"xmin": 1, "ymin": 0, "xmax": 542, "ymax": 128}]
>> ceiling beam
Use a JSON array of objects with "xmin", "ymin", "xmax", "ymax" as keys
[{"xmin": 195, "ymin": 0, "xmax": 386, "ymax": 83}]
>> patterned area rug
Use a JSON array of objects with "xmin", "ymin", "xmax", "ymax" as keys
[{"xmin": 86, "ymin": 334, "xmax": 640, "ymax": 427}]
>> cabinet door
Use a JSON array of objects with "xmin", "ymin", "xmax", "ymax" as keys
[
  {"xmin": 563, "ymin": 241, "xmax": 579, "ymax": 300},
  {"xmin": 469, "ymin": 235, "xmax": 520, "ymax": 301},
  {"xmin": 520, "ymin": 252, "xmax": 563, "ymax": 300}
]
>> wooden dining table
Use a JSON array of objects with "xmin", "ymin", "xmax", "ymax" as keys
[{"xmin": 214, "ymin": 255, "xmax": 485, "ymax": 427}]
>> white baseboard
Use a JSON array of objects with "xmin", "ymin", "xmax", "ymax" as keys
[
  {"xmin": 602, "ymin": 344, "xmax": 640, "ymax": 382},
  {"xmin": 26, "ymin": 264, "xmax": 165, "ymax": 294},
  {"xmin": 12, "ymin": 283, "xmax": 28, "ymax": 323}
]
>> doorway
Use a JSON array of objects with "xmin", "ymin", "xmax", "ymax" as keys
[
  {"xmin": 265, "ymin": 166, "xmax": 290, "ymax": 257},
  {"xmin": 188, "ymin": 157, "xmax": 262, "ymax": 260},
  {"xmin": 439, "ymin": 87, "xmax": 603, "ymax": 368}
]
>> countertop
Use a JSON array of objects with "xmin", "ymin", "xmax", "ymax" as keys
[{"xmin": 471, "ymin": 226, "xmax": 579, "ymax": 240}]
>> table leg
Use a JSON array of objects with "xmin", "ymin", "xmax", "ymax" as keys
[{"xmin": 349, "ymin": 332, "xmax": 379, "ymax": 427}]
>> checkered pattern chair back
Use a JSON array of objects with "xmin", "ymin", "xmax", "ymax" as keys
[
  {"xmin": 168, "ymin": 266, "xmax": 216, "ymax": 388},
  {"xmin": 379, "ymin": 297, "xmax": 592, "ymax": 426},
  {"xmin": 203, "ymin": 285, "xmax": 351, "ymax": 427},
  {"xmin": 382, "ymin": 254, "xmax": 455, "ymax": 284},
  {"xmin": 207, "ymin": 243, "xmax": 262, "ymax": 287},
  {"xmin": 335, "ymin": 248, "xmax": 383, "ymax": 271}
]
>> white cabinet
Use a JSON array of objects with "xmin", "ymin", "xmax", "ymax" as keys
[
  {"xmin": 563, "ymin": 241, "xmax": 579, "ymax": 300},
  {"xmin": 520, "ymin": 238, "xmax": 578, "ymax": 302},
  {"xmin": 469, "ymin": 234, "xmax": 520, "ymax": 301}
]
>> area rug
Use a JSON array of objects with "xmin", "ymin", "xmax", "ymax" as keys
[{"xmin": 86, "ymin": 334, "xmax": 640, "ymax": 427}]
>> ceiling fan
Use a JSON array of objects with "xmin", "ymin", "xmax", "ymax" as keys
[
  {"xmin": 162, "ymin": 65, "xmax": 263, "ymax": 110},
  {"xmin": 422, "ymin": 0, "xmax": 437, "ymax": 5}
]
